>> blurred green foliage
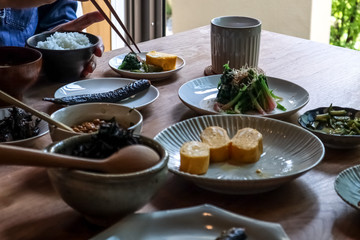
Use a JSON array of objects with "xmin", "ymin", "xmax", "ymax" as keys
[
  {"xmin": 330, "ymin": 0, "xmax": 360, "ymax": 50},
  {"xmin": 166, "ymin": 0, "xmax": 172, "ymax": 19}
]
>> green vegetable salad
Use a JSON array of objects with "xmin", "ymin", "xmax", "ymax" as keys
[
  {"xmin": 118, "ymin": 52, "xmax": 162, "ymax": 73},
  {"xmin": 214, "ymin": 64, "xmax": 286, "ymax": 114}
]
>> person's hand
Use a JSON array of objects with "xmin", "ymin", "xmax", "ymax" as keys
[
  {"xmin": 50, "ymin": 11, "xmax": 105, "ymax": 77},
  {"xmin": 0, "ymin": 0, "xmax": 57, "ymax": 8}
]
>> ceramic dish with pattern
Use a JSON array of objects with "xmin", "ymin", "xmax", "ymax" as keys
[
  {"xmin": 298, "ymin": 106, "xmax": 360, "ymax": 149},
  {"xmin": 334, "ymin": 165, "xmax": 360, "ymax": 211},
  {"xmin": 109, "ymin": 52, "xmax": 185, "ymax": 80},
  {"xmin": 154, "ymin": 115, "xmax": 325, "ymax": 195},
  {"xmin": 178, "ymin": 75, "xmax": 309, "ymax": 118},
  {"xmin": 0, "ymin": 108, "xmax": 49, "ymax": 147},
  {"xmin": 54, "ymin": 78, "xmax": 159, "ymax": 110},
  {"xmin": 91, "ymin": 204, "xmax": 290, "ymax": 240}
]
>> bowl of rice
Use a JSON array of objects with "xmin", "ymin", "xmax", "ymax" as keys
[{"xmin": 26, "ymin": 31, "xmax": 100, "ymax": 82}]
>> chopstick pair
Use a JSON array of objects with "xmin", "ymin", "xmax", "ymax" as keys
[{"xmin": 90, "ymin": 0, "xmax": 141, "ymax": 53}]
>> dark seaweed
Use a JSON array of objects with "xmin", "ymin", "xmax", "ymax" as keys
[
  {"xmin": 70, "ymin": 120, "xmax": 140, "ymax": 159},
  {"xmin": 43, "ymin": 79, "xmax": 151, "ymax": 105},
  {"xmin": 0, "ymin": 107, "xmax": 41, "ymax": 142},
  {"xmin": 118, "ymin": 52, "xmax": 142, "ymax": 70}
]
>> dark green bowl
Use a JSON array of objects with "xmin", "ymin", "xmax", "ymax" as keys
[{"xmin": 298, "ymin": 106, "xmax": 360, "ymax": 149}]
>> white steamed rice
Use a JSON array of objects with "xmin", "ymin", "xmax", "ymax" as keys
[{"xmin": 36, "ymin": 32, "xmax": 92, "ymax": 50}]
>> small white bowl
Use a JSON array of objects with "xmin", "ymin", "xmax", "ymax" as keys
[{"xmin": 49, "ymin": 103, "xmax": 143, "ymax": 142}]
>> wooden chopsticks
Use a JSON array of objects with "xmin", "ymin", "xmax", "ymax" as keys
[{"xmin": 90, "ymin": 0, "xmax": 141, "ymax": 53}]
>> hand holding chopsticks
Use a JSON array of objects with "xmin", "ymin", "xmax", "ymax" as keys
[{"xmin": 89, "ymin": 0, "xmax": 141, "ymax": 53}]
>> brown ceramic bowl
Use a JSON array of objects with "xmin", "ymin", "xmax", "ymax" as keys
[{"xmin": 0, "ymin": 46, "xmax": 42, "ymax": 106}]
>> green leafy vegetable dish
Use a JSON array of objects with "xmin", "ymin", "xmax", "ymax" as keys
[
  {"xmin": 118, "ymin": 52, "xmax": 162, "ymax": 73},
  {"xmin": 214, "ymin": 64, "xmax": 286, "ymax": 114},
  {"xmin": 300, "ymin": 104, "xmax": 360, "ymax": 135}
]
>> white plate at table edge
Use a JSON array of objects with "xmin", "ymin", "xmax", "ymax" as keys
[
  {"xmin": 178, "ymin": 74, "xmax": 309, "ymax": 118},
  {"xmin": 334, "ymin": 165, "xmax": 360, "ymax": 211},
  {"xmin": 154, "ymin": 115, "xmax": 325, "ymax": 195},
  {"xmin": 90, "ymin": 204, "xmax": 290, "ymax": 240},
  {"xmin": 54, "ymin": 77, "xmax": 159, "ymax": 110},
  {"xmin": 108, "ymin": 52, "xmax": 186, "ymax": 81}
]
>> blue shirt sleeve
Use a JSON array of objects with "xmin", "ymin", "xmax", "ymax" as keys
[
  {"xmin": 0, "ymin": 0, "xmax": 77, "ymax": 47},
  {"xmin": 36, "ymin": 0, "xmax": 77, "ymax": 33}
]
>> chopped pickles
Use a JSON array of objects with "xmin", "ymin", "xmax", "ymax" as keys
[{"xmin": 307, "ymin": 105, "xmax": 360, "ymax": 135}]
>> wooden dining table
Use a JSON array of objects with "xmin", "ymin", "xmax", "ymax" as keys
[{"xmin": 1, "ymin": 25, "xmax": 360, "ymax": 240}]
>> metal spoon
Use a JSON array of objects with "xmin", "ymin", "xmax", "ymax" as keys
[{"xmin": 0, "ymin": 144, "xmax": 160, "ymax": 174}]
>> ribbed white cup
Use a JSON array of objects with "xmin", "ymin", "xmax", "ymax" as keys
[{"xmin": 211, "ymin": 16, "xmax": 261, "ymax": 74}]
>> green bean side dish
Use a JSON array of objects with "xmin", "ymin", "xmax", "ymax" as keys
[{"xmin": 307, "ymin": 104, "xmax": 360, "ymax": 135}]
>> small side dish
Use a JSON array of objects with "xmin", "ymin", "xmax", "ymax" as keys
[
  {"xmin": 49, "ymin": 102, "xmax": 143, "ymax": 142},
  {"xmin": 43, "ymin": 79, "xmax": 151, "ymax": 105},
  {"xmin": 109, "ymin": 52, "xmax": 185, "ymax": 80},
  {"xmin": 301, "ymin": 104, "xmax": 360, "ymax": 135},
  {"xmin": 70, "ymin": 121, "xmax": 139, "ymax": 159},
  {"xmin": 298, "ymin": 105, "xmax": 360, "ymax": 149},
  {"xmin": 118, "ymin": 51, "xmax": 177, "ymax": 73},
  {"xmin": 71, "ymin": 117, "xmax": 129, "ymax": 134},
  {"xmin": 214, "ymin": 64, "xmax": 286, "ymax": 114},
  {"xmin": 68, "ymin": 121, "xmax": 160, "ymax": 172},
  {"xmin": 0, "ymin": 107, "xmax": 40, "ymax": 142}
]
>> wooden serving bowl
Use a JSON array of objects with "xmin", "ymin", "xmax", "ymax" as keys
[{"xmin": 0, "ymin": 46, "xmax": 42, "ymax": 106}]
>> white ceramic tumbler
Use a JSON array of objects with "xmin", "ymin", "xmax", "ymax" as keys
[{"xmin": 211, "ymin": 16, "xmax": 261, "ymax": 74}]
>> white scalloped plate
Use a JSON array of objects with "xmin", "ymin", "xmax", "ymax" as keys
[
  {"xmin": 91, "ymin": 204, "xmax": 290, "ymax": 240},
  {"xmin": 109, "ymin": 52, "xmax": 185, "ymax": 80},
  {"xmin": 335, "ymin": 165, "xmax": 360, "ymax": 211},
  {"xmin": 154, "ymin": 115, "xmax": 325, "ymax": 194},
  {"xmin": 178, "ymin": 75, "xmax": 309, "ymax": 118}
]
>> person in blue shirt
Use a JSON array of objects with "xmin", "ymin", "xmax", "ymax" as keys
[
  {"xmin": 0, "ymin": 0, "xmax": 104, "ymax": 77},
  {"xmin": 0, "ymin": 0, "xmax": 58, "ymax": 9}
]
